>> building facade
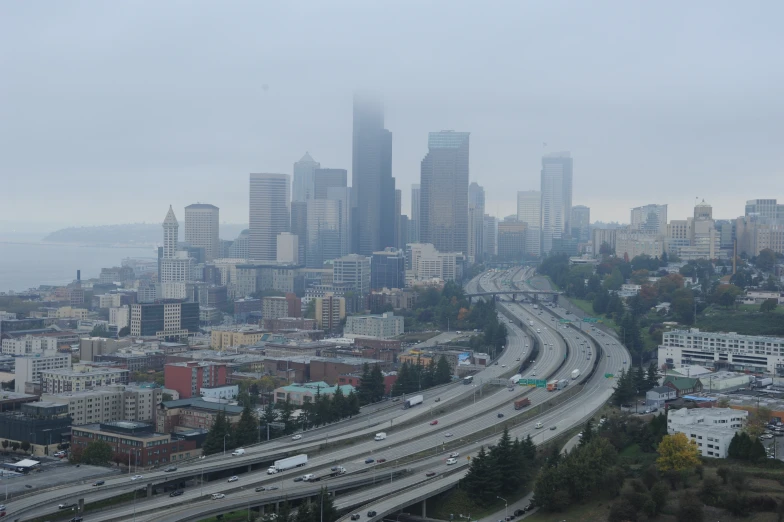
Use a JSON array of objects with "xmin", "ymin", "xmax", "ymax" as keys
[
  {"xmin": 344, "ymin": 312, "xmax": 404, "ymax": 339},
  {"xmin": 129, "ymin": 301, "xmax": 199, "ymax": 341},
  {"xmin": 2, "ymin": 335, "xmax": 57, "ymax": 355},
  {"xmin": 667, "ymin": 407, "xmax": 748, "ymax": 458},
  {"xmin": 540, "ymin": 152, "xmax": 573, "ymax": 254},
  {"xmin": 333, "ymin": 254, "xmax": 371, "ymax": 296},
  {"xmin": 292, "ymin": 152, "xmax": 320, "ymax": 202},
  {"xmin": 40, "ymin": 366, "xmax": 130, "ymax": 394},
  {"xmin": 315, "ymin": 295, "xmax": 345, "ymax": 333},
  {"xmin": 517, "ymin": 190, "xmax": 541, "ymax": 257},
  {"xmin": 42, "ymin": 385, "xmax": 161, "ymax": 425},
  {"xmin": 468, "ymin": 182, "xmax": 485, "ymax": 263},
  {"xmin": 371, "ymin": 248, "xmax": 406, "ymax": 290},
  {"xmin": 249, "ymin": 173, "xmax": 291, "ymax": 261},
  {"xmin": 14, "ymin": 351, "xmax": 71, "ymax": 393},
  {"xmin": 184, "ymin": 203, "xmax": 220, "ymax": 261},
  {"xmin": 164, "ymin": 361, "xmax": 228, "ymax": 399}
]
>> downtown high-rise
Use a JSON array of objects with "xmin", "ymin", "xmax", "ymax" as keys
[
  {"xmin": 351, "ymin": 92, "xmax": 395, "ymax": 255},
  {"xmin": 517, "ymin": 190, "xmax": 541, "ymax": 257},
  {"xmin": 468, "ymin": 182, "xmax": 485, "ymax": 262},
  {"xmin": 292, "ymin": 152, "xmax": 320, "ymax": 202},
  {"xmin": 410, "ymin": 183, "xmax": 421, "ymax": 243},
  {"xmin": 249, "ymin": 173, "xmax": 290, "ymax": 261},
  {"xmin": 540, "ymin": 152, "xmax": 573, "ymax": 254},
  {"xmin": 184, "ymin": 203, "xmax": 220, "ymax": 261},
  {"xmin": 420, "ymin": 131, "xmax": 470, "ymax": 255}
]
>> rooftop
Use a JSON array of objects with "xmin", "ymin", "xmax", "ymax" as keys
[{"xmin": 160, "ymin": 397, "xmax": 244, "ymax": 414}]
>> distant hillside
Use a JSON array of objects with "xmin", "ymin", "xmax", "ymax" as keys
[{"xmin": 43, "ymin": 223, "xmax": 248, "ymax": 245}]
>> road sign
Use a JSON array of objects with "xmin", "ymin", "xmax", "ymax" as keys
[
  {"xmin": 582, "ymin": 317, "xmax": 599, "ymax": 323},
  {"xmin": 604, "ymin": 373, "xmax": 614, "ymax": 379},
  {"xmin": 268, "ymin": 422, "xmax": 286, "ymax": 429},
  {"xmin": 535, "ymin": 379, "xmax": 547, "ymax": 388},
  {"xmin": 559, "ymin": 319, "xmax": 572, "ymax": 323}
]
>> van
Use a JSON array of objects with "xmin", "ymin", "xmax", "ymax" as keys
[
  {"xmin": 535, "ymin": 422, "xmax": 543, "ymax": 429},
  {"xmin": 374, "ymin": 432, "xmax": 387, "ymax": 441},
  {"xmin": 231, "ymin": 448, "xmax": 245, "ymax": 456}
]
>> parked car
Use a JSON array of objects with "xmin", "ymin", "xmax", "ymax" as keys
[
  {"xmin": 497, "ymin": 413, "xmax": 504, "ymax": 418},
  {"xmin": 169, "ymin": 490, "xmax": 184, "ymax": 497}
]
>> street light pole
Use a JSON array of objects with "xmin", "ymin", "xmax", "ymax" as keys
[{"xmin": 497, "ymin": 497, "xmax": 508, "ymax": 520}]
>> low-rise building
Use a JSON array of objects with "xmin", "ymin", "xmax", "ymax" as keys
[
  {"xmin": 344, "ymin": 312, "xmax": 404, "ymax": 339},
  {"xmin": 0, "ymin": 402, "xmax": 72, "ymax": 457},
  {"xmin": 94, "ymin": 350, "xmax": 167, "ymax": 372},
  {"xmin": 262, "ymin": 317, "xmax": 317, "ymax": 332},
  {"xmin": 199, "ymin": 385, "xmax": 239, "ymax": 400},
  {"xmin": 662, "ymin": 375, "xmax": 703, "ymax": 397},
  {"xmin": 645, "ymin": 386, "xmax": 677, "ymax": 409},
  {"xmin": 273, "ymin": 381, "xmax": 356, "ymax": 406},
  {"xmin": 42, "ymin": 384, "xmax": 161, "ymax": 425},
  {"xmin": 71, "ymin": 421, "xmax": 198, "ymax": 466},
  {"xmin": 156, "ymin": 398, "xmax": 244, "ymax": 433},
  {"xmin": 666, "ymin": 407, "xmax": 748, "ymax": 458},
  {"xmin": 1, "ymin": 335, "xmax": 58, "ymax": 356},
  {"xmin": 164, "ymin": 361, "xmax": 228, "ymax": 399},
  {"xmin": 14, "ymin": 350, "xmax": 72, "ymax": 393},
  {"xmin": 210, "ymin": 327, "xmax": 266, "ymax": 350}
]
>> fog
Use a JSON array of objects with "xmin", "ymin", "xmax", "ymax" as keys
[{"xmin": 1, "ymin": 0, "xmax": 782, "ymax": 227}]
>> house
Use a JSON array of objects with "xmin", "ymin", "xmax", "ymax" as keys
[
  {"xmin": 646, "ymin": 386, "xmax": 677, "ymax": 408},
  {"xmin": 663, "ymin": 375, "xmax": 703, "ymax": 397}
]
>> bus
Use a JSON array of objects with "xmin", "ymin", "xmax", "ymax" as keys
[{"xmin": 463, "ymin": 375, "xmax": 474, "ymax": 385}]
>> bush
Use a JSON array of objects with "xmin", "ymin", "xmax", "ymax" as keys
[
  {"xmin": 608, "ymin": 499, "xmax": 638, "ymax": 522},
  {"xmin": 677, "ymin": 492, "xmax": 704, "ymax": 522},
  {"xmin": 651, "ymin": 481, "xmax": 670, "ymax": 513},
  {"xmin": 746, "ymin": 495, "xmax": 778, "ymax": 513},
  {"xmin": 623, "ymin": 491, "xmax": 650, "ymax": 512},
  {"xmin": 641, "ymin": 464, "xmax": 659, "ymax": 490},
  {"xmin": 717, "ymin": 466, "xmax": 730, "ymax": 485},
  {"xmin": 642, "ymin": 499, "xmax": 657, "ymax": 517},
  {"xmin": 630, "ymin": 479, "xmax": 647, "ymax": 493},
  {"xmin": 698, "ymin": 476, "xmax": 721, "ymax": 507}
]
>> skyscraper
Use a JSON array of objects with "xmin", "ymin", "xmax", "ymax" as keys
[
  {"xmin": 540, "ymin": 152, "xmax": 573, "ymax": 254},
  {"xmin": 351, "ymin": 92, "xmax": 395, "ymax": 255},
  {"xmin": 630, "ymin": 204, "xmax": 668, "ymax": 234},
  {"xmin": 483, "ymin": 214, "xmax": 497, "ymax": 258},
  {"xmin": 420, "ymin": 131, "xmax": 470, "ymax": 255},
  {"xmin": 468, "ymin": 182, "xmax": 485, "ymax": 262},
  {"xmin": 305, "ymin": 199, "xmax": 342, "ymax": 268},
  {"xmin": 184, "ymin": 203, "xmax": 220, "ymax": 261},
  {"xmin": 292, "ymin": 152, "xmax": 320, "ymax": 202},
  {"xmin": 290, "ymin": 201, "xmax": 308, "ymax": 265},
  {"xmin": 410, "ymin": 183, "xmax": 421, "ymax": 243},
  {"xmin": 570, "ymin": 205, "xmax": 591, "ymax": 242},
  {"xmin": 249, "ymin": 173, "xmax": 290, "ymax": 261},
  {"xmin": 517, "ymin": 190, "xmax": 541, "ymax": 257},
  {"xmin": 163, "ymin": 205, "xmax": 178, "ymax": 260},
  {"xmin": 313, "ymin": 168, "xmax": 347, "ymax": 200}
]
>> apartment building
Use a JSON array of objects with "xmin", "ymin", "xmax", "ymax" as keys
[
  {"xmin": 40, "ymin": 366, "xmax": 130, "ymax": 394},
  {"xmin": 666, "ymin": 407, "xmax": 748, "ymax": 458},
  {"xmin": 344, "ymin": 312, "xmax": 404, "ymax": 339},
  {"xmin": 42, "ymin": 385, "xmax": 161, "ymax": 425},
  {"xmin": 2, "ymin": 335, "xmax": 58, "ymax": 356},
  {"xmin": 14, "ymin": 350, "xmax": 72, "ymax": 393}
]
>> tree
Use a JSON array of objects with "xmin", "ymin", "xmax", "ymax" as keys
[
  {"xmin": 20, "ymin": 440, "xmax": 30, "ymax": 452},
  {"xmin": 79, "ymin": 440, "xmax": 113, "ymax": 466},
  {"xmin": 650, "ymin": 481, "xmax": 669, "ymax": 514},
  {"xmin": 11, "ymin": 442, "xmax": 20, "ymax": 452},
  {"xmin": 1, "ymin": 440, "xmax": 7, "ymax": 450},
  {"xmin": 357, "ymin": 363, "xmax": 373, "ymax": 405},
  {"xmin": 657, "ymin": 433, "xmax": 700, "ymax": 473},
  {"xmin": 234, "ymin": 403, "xmax": 259, "ymax": 446},
  {"xmin": 90, "ymin": 325, "xmax": 109, "ymax": 337},
  {"xmin": 118, "ymin": 326, "xmax": 130, "ymax": 337},
  {"xmin": 435, "ymin": 356, "xmax": 452, "ymax": 385},
  {"xmin": 579, "ymin": 419, "xmax": 594, "ymax": 447},
  {"xmin": 756, "ymin": 248, "xmax": 777, "ymax": 272},
  {"xmin": 760, "ymin": 298, "xmax": 778, "ymax": 313},
  {"xmin": 202, "ymin": 409, "xmax": 232, "ymax": 455},
  {"xmin": 676, "ymin": 491, "xmax": 704, "ymax": 522},
  {"xmin": 367, "ymin": 364, "xmax": 386, "ymax": 402},
  {"xmin": 645, "ymin": 362, "xmax": 660, "ymax": 391},
  {"xmin": 608, "ymin": 499, "xmax": 638, "ymax": 522},
  {"xmin": 316, "ymin": 487, "xmax": 339, "ymax": 522}
]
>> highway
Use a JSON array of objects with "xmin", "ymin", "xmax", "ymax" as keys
[{"xmin": 9, "ymin": 267, "xmax": 629, "ymax": 522}]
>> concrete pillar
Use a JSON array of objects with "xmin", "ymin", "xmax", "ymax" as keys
[
  {"xmin": 422, "ymin": 499, "xmax": 426, "ymax": 518},
  {"xmin": 248, "ymin": 464, "xmax": 253, "ymax": 473},
  {"xmin": 78, "ymin": 499, "xmax": 85, "ymax": 513},
  {"xmin": 146, "ymin": 483, "xmax": 153, "ymax": 497}
]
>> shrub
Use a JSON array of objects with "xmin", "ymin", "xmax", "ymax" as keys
[
  {"xmin": 677, "ymin": 492, "xmax": 704, "ymax": 522},
  {"xmin": 608, "ymin": 499, "xmax": 638, "ymax": 522}
]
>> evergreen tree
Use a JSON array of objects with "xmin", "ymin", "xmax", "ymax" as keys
[
  {"xmin": 235, "ymin": 402, "xmax": 260, "ymax": 446},
  {"xmin": 633, "ymin": 365, "xmax": 646, "ymax": 393},
  {"xmin": 346, "ymin": 390, "xmax": 360, "ymax": 416},
  {"xmin": 357, "ymin": 363, "xmax": 372, "ymax": 405},
  {"xmin": 748, "ymin": 437, "xmax": 767, "ymax": 462},
  {"xmin": 646, "ymin": 362, "xmax": 660, "ymax": 390},
  {"xmin": 294, "ymin": 501, "xmax": 315, "ymax": 522},
  {"xmin": 277, "ymin": 500, "xmax": 293, "ymax": 522},
  {"xmin": 316, "ymin": 487, "xmax": 339, "ymax": 522},
  {"xmin": 435, "ymin": 355, "xmax": 452, "ymax": 385},
  {"xmin": 727, "ymin": 432, "xmax": 741, "ymax": 459},
  {"xmin": 462, "ymin": 446, "xmax": 501, "ymax": 505},
  {"xmin": 280, "ymin": 397, "xmax": 295, "ymax": 434},
  {"xmin": 490, "ymin": 427, "xmax": 521, "ymax": 494},
  {"xmin": 331, "ymin": 385, "xmax": 346, "ymax": 420},
  {"xmin": 521, "ymin": 434, "xmax": 537, "ymax": 461},
  {"xmin": 202, "ymin": 410, "xmax": 232, "ymax": 455},
  {"xmin": 368, "ymin": 364, "xmax": 385, "ymax": 402},
  {"xmin": 612, "ymin": 369, "xmax": 636, "ymax": 406},
  {"xmin": 579, "ymin": 419, "xmax": 594, "ymax": 447}
]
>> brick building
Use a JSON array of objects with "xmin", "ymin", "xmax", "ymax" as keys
[
  {"xmin": 164, "ymin": 361, "xmax": 228, "ymax": 399},
  {"xmin": 156, "ymin": 398, "xmax": 244, "ymax": 433}
]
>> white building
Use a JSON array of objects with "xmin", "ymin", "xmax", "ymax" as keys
[
  {"xmin": 667, "ymin": 407, "xmax": 748, "ymax": 458},
  {"xmin": 333, "ymin": 254, "xmax": 371, "ymax": 296},
  {"xmin": 2, "ymin": 335, "xmax": 58, "ymax": 356},
  {"xmin": 659, "ymin": 328, "xmax": 784, "ymax": 374},
  {"xmin": 344, "ymin": 312, "xmax": 404, "ymax": 339},
  {"xmin": 185, "ymin": 203, "xmax": 220, "ymax": 261},
  {"xmin": 14, "ymin": 350, "xmax": 72, "ymax": 393},
  {"xmin": 406, "ymin": 243, "xmax": 461, "ymax": 283},
  {"xmin": 109, "ymin": 306, "xmax": 130, "ymax": 330},
  {"xmin": 276, "ymin": 232, "xmax": 299, "ymax": 264},
  {"xmin": 97, "ymin": 294, "xmax": 122, "ymax": 309},
  {"xmin": 631, "ymin": 204, "xmax": 668, "ymax": 234},
  {"xmin": 615, "ymin": 228, "xmax": 665, "ymax": 259},
  {"xmin": 200, "ymin": 385, "xmax": 239, "ymax": 400},
  {"xmin": 40, "ymin": 365, "xmax": 129, "ymax": 394}
]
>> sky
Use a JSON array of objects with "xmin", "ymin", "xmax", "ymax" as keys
[{"xmin": 1, "ymin": 1, "xmax": 783, "ymax": 231}]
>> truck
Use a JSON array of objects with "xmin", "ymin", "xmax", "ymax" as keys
[
  {"xmin": 755, "ymin": 377, "xmax": 773, "ymax": 388},
  {"xmin": 557, "ymin": 379, "xmax": 569, "ymax": 390},
  {"xmin": 510, "ymin": 374, "xmax": 522, "ymax": 384},
  {"xmin": 514, "ymin": 397, "xmax": 531, "ymax": 410},
  {"xmin": 403, "ymin": 395, "xmax": 423, "ymax": 409},
  {"xmin": 330, "ymin": 466, "xmax": 346, "ymax": 477},
  {"xmin": 571, "ymin": 369, "xmax": 581, "ymax": 380},
  {"xmin": 374, "ymin": 432, "xmax": 387, "ymax": 441},
  {"xmin": 231, "ymin": 448, "xmax": 245, "ymax": 456},
  {"xmin": 546, "ymin": 380, "xmax": 558, "ymax": 391},
  {"xmin": 267, "ymin": 454, "xmax": 308, "ymax": 474}
]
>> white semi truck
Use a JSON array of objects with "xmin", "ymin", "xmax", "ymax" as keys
[{"xmin": 267, "ymin": 454, "xmax": 308, "ymax": 474}]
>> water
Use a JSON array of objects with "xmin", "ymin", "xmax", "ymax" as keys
[{"xmin": 0, "ymin": 242, "xmax": 156, "ymax": 292}]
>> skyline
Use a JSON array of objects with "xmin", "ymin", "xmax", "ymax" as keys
[{"xmin": 2, "ymin": 2, "xmax": 783, "ymax": 229}]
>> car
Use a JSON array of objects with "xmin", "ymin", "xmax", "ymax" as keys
[
  {"xmin": 516, "ymin": 358, "xmax": 520, "ymax": 361},
  {"xmin": 58, "ymin": 503, "xmax": 75, "ymax": 510},
  {"xmin": 430, "ymin": 420, "xmax": 438, "ymax": 425},
  {"xmin": 446, "ymin": 458, "xmax": 457, "ymax": 465},
  {"xmin": 644, "ymin": 409, "xmax": 651, "ymax": 414},
  {"xmin": 501, "ymin": 364, "xmax": 507, "ymax": 368},
  {"xmin": 211, "ymin": 493, "xmax": 226, "ymax": 500},
  {"xmin": 550, "ymin": 426, "xmax": 557, "ymax": 430},
  {"xmin": 228, "ymin": 476, "xmax": 239, "ymax": 482},
  {"xmin": 350, "ymin": 515, "xmax": 361, "ymax": 521},
  {"xmin": 292, "ymin": 434, "xmax": 302, "ymax": 441},
  {"xmin": 377, "ymin": 458, "xmax": 388, "ymax": 463},
  {"xmin": 266, "ymin": 486, "xmax": 279, "ymax": 491},
  {"xmin": 434, "ymin": 397, "xmax": 441, "ymax": 402},
  {"xmin": 449, "ymin": 452, "xmax": 460, "ymax": 458},
  {"xmin": 92, "ymin": 480, "xmax": 105, "ymax": 486},
  {"xmin": 367, "ymin": 511, "xmax": 377, "ymax": 517},
  {"xmin": 392, "ymin": 397, "xmax": 401, "ymax": 402},
  {"xmin": 445, "ymin": 432, "xmax": 453, "ymax": 437},
  {"xmin": 426, "ymin": 471, "xmax": 436, "ymax": 477},
  {"xmin": 169, "ymin": 490, "xmax": 184, "ymax": 497},
  {"xmin": 131, "ymin": 475, "xmax": 143, "ymax": 480},
  {"xmin": 53, "ymin": 451, "xmax": 66, "ymax": 458},
  {"xmin": 164, "ymin": 466, "xmax": 178, "ymax": 472},
  {"xmin": 497, "ymin": 412, "xmax": 504, "ymax": 418},
  {"xmin": 70, "ymin": 518, "xmax": 83, "ymax": 522},
  {"xmin": 293, "ymin": 476, "xmax": 304, "ymax": 482},
  {"xmin": 623, "ymin": 360, "xmax": 627, "ymax": 364},
  {"xmin": 256, "ymin": 486, "xmax": 266, "ymax": 492},
  {"xmin": 365, "ymin": 458, "xmax": 375, "ymax": 464},
  {"xmin": 513, "ymin": 510, "xmax": 524, "ymax": 516}
]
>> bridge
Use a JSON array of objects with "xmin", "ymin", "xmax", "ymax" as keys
[{"xmin": 465, "ymin": 289, "xmax": 561, "ymax": 303}]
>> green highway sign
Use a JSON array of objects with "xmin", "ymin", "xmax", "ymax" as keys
[
  {"xmin": 559, "ymin": 319, "xmax": 572, "ymax": 323},
  {"xmin": 582, "ymin": 318, "xmax": 599, "ymax": 323},
  {"xmin": 604, "ymin": 373, "xmax": 614, "ymax": 378},
  {"xmin": 536, "ymin": 379, "xmax": 547, "ymax": 387}
]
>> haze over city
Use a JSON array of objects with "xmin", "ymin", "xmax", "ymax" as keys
[{"xmin": 2, "ymin": 1, "xmax": 782, "ymax": 228}]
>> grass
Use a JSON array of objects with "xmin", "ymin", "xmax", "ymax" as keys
[{"xmin": 697, "ymin": 307, "xmax": 784, "ymax": 336}]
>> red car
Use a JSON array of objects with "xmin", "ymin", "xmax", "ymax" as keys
[
  {"xmin": 426, "ymin": 471, "xmax": 436, "ymax": 477},
  {"xmin": 430, "ymin": 420, "xmax": 438, "ymax": 425},
  {"xmin": 377, "ymin": 458, "xmax": 386, "ymax": 463}
]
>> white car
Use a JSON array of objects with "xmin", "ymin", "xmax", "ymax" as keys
[
  {"xmin": 228, "ymin": 476, "xmax": 239, "ymax": 482},
  {"xmin": 131, "ymin": 475, "xmax": 143, "ymax": 481},
  {"xmin": 292, "ymin": 435, "xmax": 302, "ymax": 441},
  {"xmin": 446, "ymin": 458, "xmax": 457, "ymax": 465},
  {"xmin": 211, "ymin": 493, "xmax": 226, "ymax": 500},
  {"xmin": 449, "ymin": 452, "xmax": 460, "ymax": 458}
]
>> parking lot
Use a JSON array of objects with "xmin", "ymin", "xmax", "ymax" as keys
[
  {"xmin": 0, "ymin": 455, "xmax": 121, "ymax": 497},
  {"xmin": 761, "ymin": 427, "xmax": 784, "ymax": 460}
]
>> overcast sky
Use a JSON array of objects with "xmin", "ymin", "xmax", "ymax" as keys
[{"xmin": 1, "ymin": 1, "xmax": 782, "ymax": 230}]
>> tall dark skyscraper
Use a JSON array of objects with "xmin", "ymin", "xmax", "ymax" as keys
[
  {"xmin": 351, "ymin": 92, "xmax": 395, "ymax": 255},
  {"xmin": 410, "ymin": 183, "xmax": 421, "ymax": 243},
  {"xmin": 468, "ymin": 182, "xmax": 485, "ymax": 262},
  {"xmin": 420, "ymin": 131, "xmax": 470, "ymax": 254}
]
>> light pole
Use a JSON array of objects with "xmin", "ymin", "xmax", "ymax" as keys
[{"xmin": 497, "ymin": 497, "xmax": 508, "ymax": 520}]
